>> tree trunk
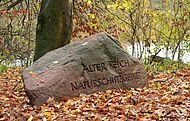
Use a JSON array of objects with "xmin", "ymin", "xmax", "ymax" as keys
[{"xmin": 34, "ymin": 0, "xmax": 72, "ymax": 61}]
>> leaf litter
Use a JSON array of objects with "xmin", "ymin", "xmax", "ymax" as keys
[{"xmin": 0, "ymin": 68, "xmax": 190, "ymax": 120}]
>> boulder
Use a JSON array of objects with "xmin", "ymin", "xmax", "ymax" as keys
[{"xmin": 22, "ymin": 32, "xmax": 148, "ymax": 105}]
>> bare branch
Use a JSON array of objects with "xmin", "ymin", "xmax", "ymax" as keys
[{"xmin": 6, "ymin": 0, "xmax": 23, "ymax": 11}]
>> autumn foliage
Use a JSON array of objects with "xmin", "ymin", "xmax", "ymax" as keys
[
  {"xmin": 0, "ymin": 68, "xmax": 190, "ymax": 120},
  {"xmin": 1, "ymin": 1, "xmax": 190, "ymax": 120}
]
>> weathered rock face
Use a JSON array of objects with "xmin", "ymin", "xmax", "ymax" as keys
[{"xmin": 22, "ymin": 32, "xmax": 148, "ymax": 106}]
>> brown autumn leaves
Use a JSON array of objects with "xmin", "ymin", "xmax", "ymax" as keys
[{"xmin": 0, "ymin": 67, "xmax": 190, "ymax": 120}]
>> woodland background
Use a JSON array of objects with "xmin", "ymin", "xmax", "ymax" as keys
[
  {"xmin": 0, "ymin": 0, "xmax": 190, "ymax": 71},
  {"xmin": 1, "ymin": 0, "xmax": 190, "ymax": 120}
]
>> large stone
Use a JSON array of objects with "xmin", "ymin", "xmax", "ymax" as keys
[{"xmin": 22, "ymin": 32, "xmax": 148, "ymax": 105}]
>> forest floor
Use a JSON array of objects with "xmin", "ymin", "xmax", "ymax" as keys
[{"xmin": 0, "ymin": 67, "xmax": 190, "ymax": 120}]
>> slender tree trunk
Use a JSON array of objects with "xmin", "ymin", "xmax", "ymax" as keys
[
  {"xmin": 34, "ymin": 0, "xmax": 72, "ymax": 61},
  {"xmin": 165, "ymin": 41, "xmax": 169, "ymax": 58},
  {"xmin": 172, "ymin": 41, "xmax": 180, "ymax": 60},
  {"xmin": 177, "ymin": 44, "xmax": 181, "ymax": 65}
]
